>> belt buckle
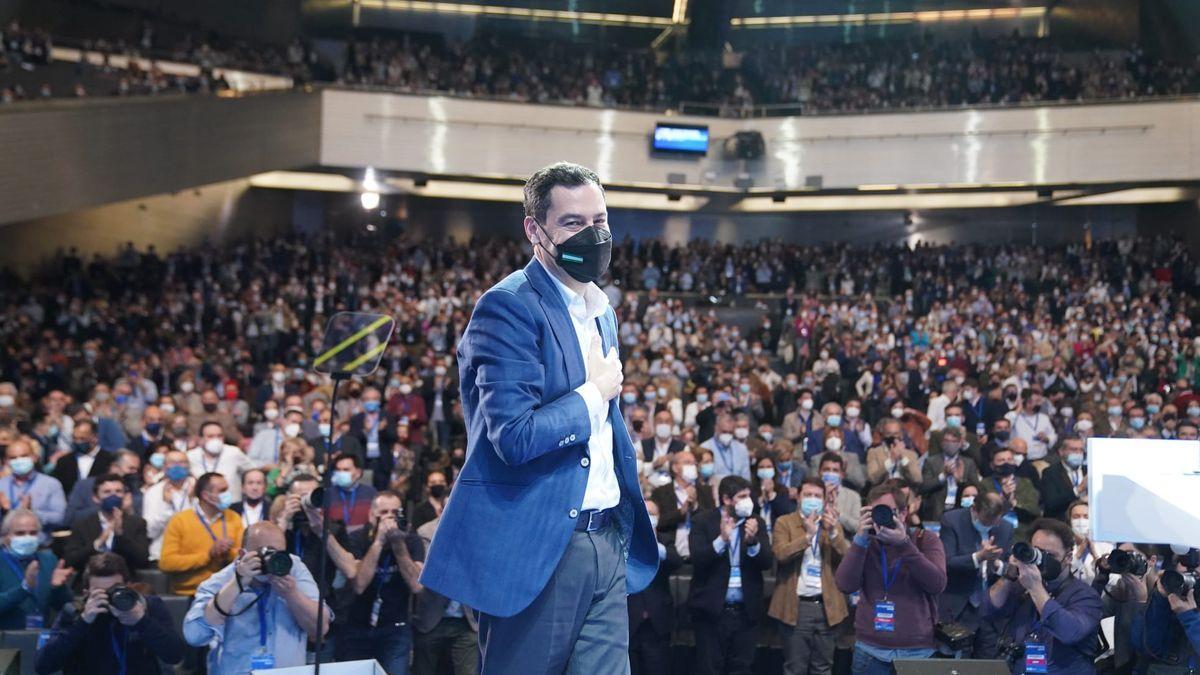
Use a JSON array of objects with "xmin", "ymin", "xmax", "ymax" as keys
[{"xmin": 587, "ymin": 510, "xmax": 601, "ymax": 531}]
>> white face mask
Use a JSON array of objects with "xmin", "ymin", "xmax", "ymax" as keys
[
  {"xmin": 272, "ymin": 371, "xmax": 286, "ymax": 384},
  {"xmin": 180, "ymin": 381, "xmax": 195, "ymax": 394},
  {"xmin": 1071, "ymin": 518, "xmax": 1089, "ymax": 538},
  {"xmin": 399, "ymin": 384, "xmax": 413, "ymax": 395},
  {"xmin": 680, "ymin": 464, "xmax": 698, "ymax": 483},
  {"xmin": 845, "ymin": 407, "xmax": 860, "ymax": 419},
  {"xmin": 264, "ymin": 408, "xmax": 279, "ymax": 421},
  {"xmin": 892, "ymin": 407, "xmax": 905, "ymax": 419},
  {"xmin": 717, "ymin": 432, "xmax": 734, "ymax": 446},
  {"xmin": 1012, "ymin": 454, "xmax": 1025, "ymax": 466},
  {"xmin": 283, "ymin": 423, "xmax": 301, "ymax": 438},
  {"xmin": 734, "ymin": 496, "xmax": 754, "ymax": 519},
  {"xmin": 800, "ymin": 399, "xmax": 814, "ymax": 411},
  {"xmin": 825, "ymin": 436, "xmax": 843, "ymax": 452},
  {"xmin": 203, "ymin": 438, "xmax": 224, "ymax": 455},
  {"xmin": 655, "ymin": 423, "xmax": 673, "ymax": 440},
  {"xmin": 1075, "ymin": 419, "xmax": 1093, "ymax": 432},
  {"xmin": 160, "ymin": 403, "xmax": 175, "ymax": 414},
  {"xmin": 734, "ymin": 428, "xmax": 750, "ymax": 440}
]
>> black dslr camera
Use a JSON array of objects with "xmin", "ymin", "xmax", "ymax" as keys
[
  {"xmin": 869, "ymin": 504, "xmax": 896, "ymax": 535},
  {"xmin": 382, "ymin": 513, "xmax": 410, "ymax": 544},
  {"xmin": 106, "ymin": 585, "xmax": 140, "ymax": 612},
  {"xmin": 257, "ymin": 547, "xmax": 293, "ymax": 576},
  {"xmin": 1107, "ymin": 549, "xmax": 1149, "ymax": 576},
  {"xmin": 1162, "ymin": 571, "xmax": 1197, "ymax": 597}
]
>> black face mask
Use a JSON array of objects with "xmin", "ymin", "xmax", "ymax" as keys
[
  {"xmin": 994, "ymin": 463, "xmax": 1018, "ymax": 477},
  {"xmin": 993, "ymin": 430, "xmax": 1011, "ymax": 442},
  {"xmin": 429, "ymin": 484, "xmax": 447, "ymax": 499},
  {"xmin": 1039, "ymin": 550, "xmax": 1064, "ymax": 585},
  {"xmin": 537, "ymin": 221, "xmax": 612, "ymax": 284}
]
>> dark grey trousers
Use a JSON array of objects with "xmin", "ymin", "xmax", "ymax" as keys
[
  {"xmin": 477, "ymin": 523, "xmax": 630, "ymax": 675},
  {"xmin": 781, "ymin": 600, "xmax": 836, "ymax": 675}
]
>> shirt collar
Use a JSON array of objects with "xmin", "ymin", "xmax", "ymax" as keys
[{"xmin": 537, "ymin": 257, "xmax": 609, "ymax": 324}]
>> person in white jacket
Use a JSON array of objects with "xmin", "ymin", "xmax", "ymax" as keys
[
  {"xmin": 143, "ymin": 449, "xmax": 195, "ymax": 561},
  {"xmin": 1004, "ymin": 388, "xmax": 1057, "ymax": 461}
]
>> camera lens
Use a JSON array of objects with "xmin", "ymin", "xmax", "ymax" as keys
[
  {"xmin": 1108, "ymin": 549, "xmax": 1148, "ymax": 576},
  {"xmin": 259, "ymin": 547, "xmax": 293, "ymax": 576},
  {"xmin": 107, "ymin": 586, "xmax": 139, "ymax": 612},
  {"xmin": 1162, "ymin": 571, "xmax": 1197, "ymax": 596},
  {"xmin": 871, "ymin": 504, "xmax": 895, "ymax": 530},
  {"xmin": 1012, "ymin": 542, "xmax": 1041, "ymax": 566},
  {"xmin": 301, "ymin": 486, "xmax": 325, "ymax": 510}
]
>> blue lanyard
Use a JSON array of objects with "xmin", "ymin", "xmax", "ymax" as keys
[
  {"xmin": 880, "ymin": 547, "xmax": 903, "ymax": 597},
  {"xmin": 273, "ymin": 428, "xmax": 280, "ymax": 464},
  {"xmin": 367, "ymin": 415, "xmax": 380, "ymax": 441},
  {"xmin": 257, "ymin": 588, "xmax": 273, "ymax": 648},
  {"xmin": 715, "ymin": 442, "xmax": 734, "ymax": 471},
  {"xmin": 110, "ymin": 624, "xmax": 127, "ymax": 675},
  {"xmin": 202, "ymin": 451, "xmax": 221, "ymax": 474},
  {"xmin": 195, "ymin": 510, "xmax": 228, "ymax": 542},
  {"xmin": 292, "ymin": 529, "xmax": 304, "ymax": 559},
  {"xmin": 339, "ymin": 486, "xmax": 358, "ymax": 523},
  {"xmin": 729, "ymin": 523, "xmax": 742, "ymax": 568},
  {"xmin": 8, "ymin": 475, "xmax": 36, "ymax": 506}
]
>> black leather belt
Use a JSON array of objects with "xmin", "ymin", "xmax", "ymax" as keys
[
  {"xmin": 575, "ymin": 507, "xmax": 615, "ymax": 532},
  {"xmin": 797, "ymin": 595, "xmax": 824, "ymax": 603},
  {"xmin": 723, "ymin": 602, "xmax": 745, "ymax": 612}
]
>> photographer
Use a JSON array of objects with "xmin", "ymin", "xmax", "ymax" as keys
[
  {"xmin": 1131, "ymin": 547, "xmax": 1200, "ymax": 672},
  {"xmin": 184, "ymin": 521, "xmax": 331, "ymax": 674},
  {"xmin": 339, "ymin": 490, "xmax": 425, "ymax": 674},
  {"xmin": 984, "ymin": 518, "xmax": 1103, "ymax": 675},
  {"xmin": 835, "ymin": 479, "xmax": 947, "ymax": 674},
  {"xmin": 34, "ymin": 552, "xmax": 184, "ymax": 674}
]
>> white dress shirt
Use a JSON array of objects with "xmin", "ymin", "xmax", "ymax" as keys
[
  {"xmin": 541, "ymin": 259, "xmax": 620, "ymax": 512},
  {"xmin": 187, "ymin": 445, "xmax": 256, "ymax": 501},
  {"xmin": 76, "ymin": 447, "xmax": 101, "ymax": 479},
  {"xmin": 240, "ymin": 500, "xmax": 265, "ymax": 527}
]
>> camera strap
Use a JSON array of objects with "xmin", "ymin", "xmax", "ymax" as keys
[{"xmin": 257, "ymin": 588, "xmax": 273, "ymax": 649}]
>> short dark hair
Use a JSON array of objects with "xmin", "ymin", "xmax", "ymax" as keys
[
  {"xmin": 333, "ymin": 452, "xmax": 361, "ymax": 470},
  {"xmin": 523, "ymin": 162, "xmax": 603, "ymax": 224},
  {"xmin": 718, "ymin": 475, "xmax": 751, "ymax": 503},
  {"xmin": 1030, "ymin": 518, "xmax": 1074, "ymax": 553},
  {"xmin": 972, "ymin": 492, "xmax": 1006, "ymax": 521},
  {"xmin": 799, "ymin": 477, "xmax": 825, "ymax": 492},
  {"xmin": 84, "ymin": 552, "xmax": 130, "ymax": 585},
  {"xmin": 817, "ymin": 452, "xmax": 845, "ymax": 471},
  {"xmin": 194, "ymin": 472, "xmax": 226, "ymax": 498},
  {"xmin": 92, "ymin": 473, "xmax": 124, "ymax": 495},
  {"xmin": 199, "ymin": 420, "xmax": 224, "ymax": 436},
  {"xmin": 866, "ymin": 479, "xmax": 909, "ymax": 512}
]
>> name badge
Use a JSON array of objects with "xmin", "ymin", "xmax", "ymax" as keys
[
  {"xmin": 873, "ymin": 601, "xmax": 896, "ymax": 632},
  {"xmin": 250, "ymin": 652, "xmax": 277, "ymax": 670},
  {"xmin": 976, "ymin": 423, "xmax": 986, "ymax": 436},
  {"xmin": 944, "ymin": 482, "xmax": 958, "ymax": 506},
  {"xmin": 1024, "ymin": 642, "xmax": 1048, "ymax": 673},
  {"xmin": 804, "ymin": 564, "xmax": 823, "ymax": 590},
  {"xmin": 728, "ymin": 566, "xmax": 742, "ymax": 590},
  {"xmin": 25, "ymin": 614, "xmax": 43, "ymax": 630},
  {"xmin": 36, "ymin": 631, "xmax": 53, "ymax": 650}
]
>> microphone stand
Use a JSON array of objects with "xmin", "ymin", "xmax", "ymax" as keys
[{"xmin": 312, "ymin": 372, "xmax": 348, "ymax": 675}]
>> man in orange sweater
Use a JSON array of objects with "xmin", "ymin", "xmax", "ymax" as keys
[{"xmin": 159, "ymin": 472, "xmax": 244, "ymax": 596}]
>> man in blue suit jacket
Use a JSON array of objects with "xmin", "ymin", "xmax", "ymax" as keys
[
  {"xmin": 938, "ymin": 492, "xmax": 1015, "ymax": 657},
  {"xmin": 421, "ymin": 162, "xmax": 658, "ymax": 674}
]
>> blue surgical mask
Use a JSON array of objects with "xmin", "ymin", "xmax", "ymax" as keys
[
  {"xmin": 332, "ymin": 470, "xmax": 354, "ymax": 488},
  {"xmin": 1147, "ymin": 404, "xmax": 1161, "ymax": 414},
  {"xmin": 821, "ymin": 472, "xmax": 841, "ymax": 487},
  {"xmin": 696, "ymin": 394, "xmax": 709, "ymax": 404},
  {"xmin": 8, "ymin": 457, "xmax": 33, "ymax": 477},
  {"xmin": 756, "ymin": 468, "xmax": 775, "ymax": 481},
  {"xmin": 800, "ymin": 497, "xmax": 824, "ymax": 517},
  {"xmin": 622, "ymin": 392, "xmax": 637, "ymax": 404},
  {"xmin": 100, "ymin": 494, "xmax": 123, "ymax": 513},
  {"xmin": 1064, "ymin": 453, "xmax": 1084, "ymax": 469},
  {"xmin": 114, "ymin": 394, "xmax": 128, "ymax": 405},
  {"xmin": 149, "ymin": 454, "xmax": 166, "ymax": 469},
  {"xmin": 777, "ymin": 460, "xmax": 792, "ymax": 472},
  {"xmin": 1129, "ymin": 417, "xmax": 1146, "ymax": 430},
  {"xmin": 699, "ymin": 463, "xmax": 715, "ymax": 478},
  {"xmin": 72, "ymin": 441, "xmax": 91, "ymax": 454},
  {"xmin": 8, "ymin": 535, "xmax": 38, "ymax": 558},
  {"xmin": 363, "ymin": 401, "xmax": 381, "ymax": 414},
  {"xmin": 739, "ymin": 384, "xmax": 751, "ymax": 394},
  {"xmin": 825, "ymin": 414, "xmax": 842, "ymax": 428},
  {"xmin": 960, "ymin": 495, "xmax": 975, "ymax": 509},
  {"xmin": 217, "ymin": 491, "xmax": 234, "ymax": 510},
  {"xmin": 945, "ymin": 415, "xmax": 962, "ymax": 428},
  {"xmin": 165, "ymin": 465, "xmax": 189, "ymax": 482}
]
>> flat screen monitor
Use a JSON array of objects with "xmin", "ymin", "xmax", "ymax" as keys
[{"xmin": 652, "ymin": 123, "xmax": 708, "ymax": 155}]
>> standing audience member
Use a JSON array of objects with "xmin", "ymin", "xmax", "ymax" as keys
[{"xmin": 159, "ymin": 472, "xmax": 244, "ymax": 596}]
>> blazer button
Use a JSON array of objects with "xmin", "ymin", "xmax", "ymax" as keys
[
  {"xmin": 569, "ymin": 509, "xmax": 579, "ymax": 518},
  {"xmin": 570, "ymin": 434, "xmax": 576, "ymax": 441},
  {"xmin": 581, "ymin": 457, "xmax": 590, "ymax": 468}
]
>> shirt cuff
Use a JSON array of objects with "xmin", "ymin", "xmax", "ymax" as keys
[
  {"xmin": 713, "ymin": 537, "xmax": 727, "ymax": 555},
  {"xmin": 853, "ymin": 533, "xmax": 871, "ymax": 549},
  {"xmin": 747, "ymin": 543, "xmax": 761, "ymax": 557},
  {"xmin": 657, "ymin": 543, "xmax": 667, "ymax": 561},
  {"xmin": 574, "ymin": 382, "xmax": 607, "ymax": 435}
]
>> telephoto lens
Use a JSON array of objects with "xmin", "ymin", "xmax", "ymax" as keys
[
  {"xmin": 258, "ymin": 547, "xmax": 294, "ymax": 576},
  {"xmin": 301, "ymin": 486, "xmax": 325, "ymax": 510},
  {"xmin": 1012, "ymin": 542, "xmax": 1042, "ymax": 566},
  {"xmin": 1108, "ymin": 549, "xmax": 1148, "ymax": 576},
  {"xmin": 871, "ymin": 504, "xmax": 896, "ymax": 530},
  {"xmin": 1162, "ymin": 571, "xmax": 1197, "ymax": 597},
  {"xmin": 106, "ymin": 585, "xmax": 140, "ymax": 612}
]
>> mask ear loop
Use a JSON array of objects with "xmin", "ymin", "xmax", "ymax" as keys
[{"xmin": 532, "ymin": 220, "xmax": 558, "ymax": 260}]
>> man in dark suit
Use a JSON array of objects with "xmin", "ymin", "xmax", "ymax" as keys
[
  {"xmin": 688, "ymin": 475, "xmax": 775, "ymax": 675},
  {"xmin": 254, "ymin": 364, "xmax": 297, "ymax": 411},
  {"xmin": 413, "ymin": 515, "xmax": 478, "ymax": 675},
  {"xmin": 919, "ymin": 427, "xmax": 981, "ymax": 524},
  {"xmin": 64, "ymin": 450, "xmax": 142, "ymax": 527},
  {"xmin": 1039, "ymin": 436, "xmax": 1087, "ymax": 521},
  {"xmin": 55, "ymin": 418, "xmax": 115, "ymax": 496},
  {"xmin": 629, "ymin": 498, "xmax": 682, "ymax": 675},
  {"xmin": 126, "ymin": 405, "xmax": 167, "ymax": 459},
  {"xmin": 641, "ymin": 409, "xmax": 685, "ymax": 471},
  {"xmin": 348, "ymin": 387, "xmax": 398, "ymax": 490},
  {"xmin": 937, "ymin": 492, "xmax": 1014, "ymax": 657},
  {"xmin": 62, "ymin": 473, "xmax": 151, "ymax": 573},
  {"xmin": 650, "ymin": 450, "xmax": 714, "ymax": 562}
]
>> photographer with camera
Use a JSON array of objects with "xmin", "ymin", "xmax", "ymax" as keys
[
  {"xmin": 1131, "ymin": 547, "xmax": 1200, "ymax": 674},
  {"xmin": 184, "ymin": 521, "xmax": 331, "ymax": 674},
  {"xmin": 34, "ymin": 552, "xmax": 184, "ymax": 674},
  {"xmin": 340, "ymin": 490, "xmax": 425, "ymax": 674},
  {"xmin": 984, "ymin": 518, "xmax": 1103, "ymax": 675},
  {"xmin": 834, "ymin": 479, "xmax": 947, "ymax": 675}
]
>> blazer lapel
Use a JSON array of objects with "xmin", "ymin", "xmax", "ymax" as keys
[{"xmin": 524, "ymin": 259, "xmax": 585, "ymax": 389}]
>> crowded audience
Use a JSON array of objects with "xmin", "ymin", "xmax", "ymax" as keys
[{"xmin": 0, "ymin": 231, "xmax": 1197, "ymax": 673}]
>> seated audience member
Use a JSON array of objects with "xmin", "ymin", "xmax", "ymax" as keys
[
  {"xmin": 65, "ymin": 449, "xmax": 141, "ymax": 527},
  {"xmin": 328, "ymin": 452, "xmax": 377, "ymax": 532},
  {"xmin": 187, "ymin": 421, "xmax": 255, "ymax": 500},
  {"xmin": 984, "ymin": 518, "xmax": 1104, "ymax": 675},
  {"xmin": 651, "ymin": 449, "xmax": 713, "ymax": 560},
  {"xmin": 62, "ymin": 473, "xmax": 150, "ymax": 571},
  {"xmin": 0, "ymin": 508, "xmax": 74, "ymax": 629},
  {"xmin": 769, "ymin": 478, "xmax": 850, "ymax": 675},
  {"xmin": 184, "ymin": 522, "xmax": 331, "ymax": 674},
  {"xmin": 834, "ymin": 479, "xmax": 947, "ymax": 674},
  {"xmin": 866, "ymin": 420, "xmax": 922, "ymax": 488},
  {"xmin": 0, "ymin": 439, "xmax": 66, "ymax": 538},
  {"xmin": 628, "ymin": 498, "xmax": 682, "ymax": 675},
  {"xmin": 231, "ymin": 468, "xmax": 269, "ymax": 527},
  {"xmin": 143, "ymin": 449, "xmax": 195, "ymax": 561},
  {"xmin": 34, "ymin": 552, "xmax": 185, "ymax": 675},
  {"xmin": 751, "ymin": 453, "xmax": 795, "ymax": 535},
  {"xmin": 687, "ymin": 475, "xmax": 775, "ymax": 675},
  {"xmin": 1039, "ymin": 437, "xmax": 1088, "ymax": 522},
  {"xmin": 937, "ymin": 492, "xmax": 1014, "ymax": 657},
  {"xmin": 159, "ymin": 472, "xmax": 244, "ymax": 596},
  {"xmin": 411, "ymin": 470, "xmax": 449, "ymax": 532},
  {"xmin": 340, "ymin": 491, "xmax": 426, "ymax": 674},
  {"xmin": 52, "ymin": 419, "xmax": 114, "ymax": 496}
]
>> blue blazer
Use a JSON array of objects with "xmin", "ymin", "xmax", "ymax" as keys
[
  {"xmin": 420, "ymin": 259, "xmax": 659, "ymax": 618},
  {"xmin": 937, "ymin": 506, "xmax": 1014, "ymax": 624}
]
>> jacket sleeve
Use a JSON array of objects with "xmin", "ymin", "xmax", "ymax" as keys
[
  {"xmin": 1014, "ymin": 479, "xmax": 1043, "ymax": 521},
  {"xmin": 113, "ymin": 518, "xmax": 151, "ymax": 570},
  {"xmin": 61, "ymin": 525, "xmax": 94, "ymax": 573},
  {"xmin": 468, "ymin": 290, "xmax": 595, "ymax": 467},
  {"xmin": 33, "ymin": 611, "xmax": 87, "ymax": 674},
  {"xmin": 158, "ymin": 517, "xmax": 210, "ymax": 573},
  {"xmin": 865, "ymin": 448, "xmax": 887, "ymax": 485},
  {"xmin": 772, "ymin": 515, "xmax": 809, "ymax": 565},
  {"xmin": 900, "ymin": 532, "xmax": 948, "ymax": 595},
  {"xmin": 1040, "ymin": 587, "xmax": 1103, "ymax": 646},
  {"xmin": 1039, "ymin": 469, "xmax": 1075, "ymax": 518},
  {"xmin": 941, "ymin": 520, "xmax": 981, "ymax": 575},
  {"xmin": 132, "ymin": 596, "xmax": 187, "ymax": 665},
  {"xmin": 36, "ymin": 481, "xmax": 67, "ymax": 530},
  {"xmin": 688, "ymin": 512, "xmax": 721, "ymax": 572},
  {"xmin": 1179, "ymin": 608, "xmax": 1200, "ymax": 656},
  {"xmin": 745, "ymin": 516, "xmax": 774, "ymax": 571},
  {"xmin": 835, "ymin": 538, "xmax": 869, "ymax": 594}
]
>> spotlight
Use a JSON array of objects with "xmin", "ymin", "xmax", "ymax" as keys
[{"xmin": 360, "ymin": 192, "xmax": 380, "ymax": 210}]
